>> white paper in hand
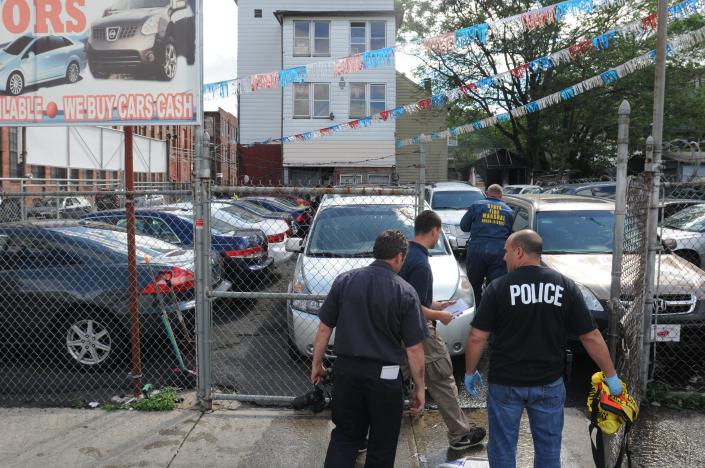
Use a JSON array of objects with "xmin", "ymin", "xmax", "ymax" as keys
[{"xmin": 444, "ymin": 299, "xmax": 471, "ymax": 317}]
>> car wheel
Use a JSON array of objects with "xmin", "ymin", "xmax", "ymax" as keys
[
  {"xmin": 675, "ymin": 249, "xmax": 701, "ymax": 268},
  {"xmin": 186, "ymin": 40, "xmax": 195, "ymax": 66},
  {"xmin": 157, "ymin": 39, "xmax": 177, "ymax": 81},
  {"xmin": 66, "ymin": 61, "xmax": 80, "ymax": 84},
  {"xmin": 6, "ymin": 72, "xmax": 24, "ymax": 96},
  {"xmin": 89, "ymin": 62, "xmax": 109, "ymax": 79},
  {"xmin": 62, "ymin": 312, "xmax": 122, "ymax": 369}
]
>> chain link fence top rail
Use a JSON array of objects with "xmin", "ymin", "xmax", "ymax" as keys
[
  {"xmin": 653, "ymin": 179, "xmax": 705, "ymax": 392},
  {"xmin": 0, "ymin": 189, "xmax": 206, "ymax": 405},
  {"xmin": 205, "ymin": 186, "xmax": 478, "ymax": 401}
]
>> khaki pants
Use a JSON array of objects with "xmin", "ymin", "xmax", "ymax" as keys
[{"xmin": 405, "ymin": 326, "xmax": 471, "ymax": 444}]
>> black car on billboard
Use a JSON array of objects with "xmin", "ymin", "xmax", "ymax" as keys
[{"xmin": 86, "ymin": 0, "xmax": 195, "ymax": 81}]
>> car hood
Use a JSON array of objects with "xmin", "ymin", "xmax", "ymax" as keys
[
  {"xmin": 94, "ymin": 8, "xmax": 164, "ymax": 26},
  {"xmin": 434, "ymin": 209, "xmax": 467, "ymax": 225},
  {"xmin": 542, "ymin": 253, "xmax": 705, "ymax": 300},
  {"xmin": 0, "ymin": 50, "xmax": 16, "ymax": 68},
  {"xmin": 299, "ymin": 253, "xmax": 460, "ymax": 300},
  {"xmin": 659, "ymin": 227, "xmax": 704, "ymax": 245}
]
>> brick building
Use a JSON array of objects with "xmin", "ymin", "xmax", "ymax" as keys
[{"xmin": 205, "ymin": 108, "xmax": 238, "ymax": 186}]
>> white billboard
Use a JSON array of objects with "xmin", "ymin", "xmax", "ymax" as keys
[
  {"xmin": 27, "ymin": 126, "xmax": 167, "ymax": 173},
  {"xmin": 0, "ymin": 0, "xmax": 200, "ymax": 126}
]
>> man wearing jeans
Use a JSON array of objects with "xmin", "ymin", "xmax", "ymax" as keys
[{"xmin": 463, "ymin": 230, "xmax": 623, "ymax": 467}]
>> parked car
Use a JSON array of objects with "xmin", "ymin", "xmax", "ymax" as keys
[
  {"xmin": 28, "ymin": 197, "xmax": 93, "ymax": 219},
  {"xmin": 285, "ymin": 195, "xmax": 476, "ymax": 359},
  {"xmin": 660, "ymin": 203, "xmax": 705, "ymax": 269},
  {"xmin": 135, "ymin": 193, "xmax": 167, "ymax": 208},
  {"xmin": 232, "ymin": 199, "xmax": 298, "ymax": 236},
  {"xmin": 95, "ymin": 191, "xmax": 122, "ymax": 211},
  {"xmin": 659, "ymin": 199, "xmax": 703, "ymax": 220},
  {"xmin": 423, "ymin": 181, "xmax": 485, "ymax": 254},
  {"xmin": 242, "ymin": 197, "xmax": 312, "ymax": 235},
  {"xmin": 87, "ymin": 0, "xmax": 196, "ymax": 80},
  {"xmin": 0, "ymin": 35, "xmax": 86, "ymax": 96},
  {"xmin": 0, "ymin": 197, "xmax": 21, "ymax": 223},
  {"xmin": 504, "ymin": 194, "xmax": 705, "ymax": 337},
  {"xmin": 82, "ymin": 208, "xmax": 274, "ymax": 284},
  {"xmin": 543, "ymin": 182, "xmax": 616, "ymax": 198},
  {"xmin": 0, "ymin": 221, "xmax": 229, "ymax": 368},
  {"xmin": 503, "ymin": 185, "xmax": 542, "ymax": 195},
  {"xmin": 167, "ymin": 201, "xmax": 293, "ymax": 266}
]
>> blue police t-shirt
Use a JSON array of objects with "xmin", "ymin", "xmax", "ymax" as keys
[{"xmin": 459, "ymin": 197, "xmax": 513, "ymax": 241}]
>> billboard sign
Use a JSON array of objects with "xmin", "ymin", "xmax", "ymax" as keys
[{"xmin": 0, "ymin": 0, "xmax": 200, "ymax": 126}]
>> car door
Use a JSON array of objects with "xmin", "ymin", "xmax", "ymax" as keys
[
  {"xmin": 46, "ymin": 36, "xmax": 69, "ymax": 79},
  {"xmin": 20, "ymin": 39, "xmax": 42, "ymax": 85},
  {"xmin": 34, "ymin": 37, "xmax": 57, "ymax": 82}
]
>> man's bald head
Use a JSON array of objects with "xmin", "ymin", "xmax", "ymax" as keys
[
  {"xmin": 487, "ymin": 184, "xmax": 503, "ymax": 198},
  {"xmin": 508, "ymin": 229, "xmax": 543, "ymax": 257}
]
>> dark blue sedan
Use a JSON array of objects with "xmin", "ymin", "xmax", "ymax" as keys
[
  {"xmin": 82, "ymin": 208, "xmax": 273, "ymax": 284},
  {"xmin": 241, "ymin": 197, "xmax": 312, "ymax": 235}
]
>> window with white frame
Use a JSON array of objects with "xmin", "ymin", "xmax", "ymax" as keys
[
  {"xmin": 368, "ymin": 174, "xmax": 390, "ymax": 185},
  {"xmin": 340, "ymin": 174, "xmax": 363, "ymax": 186},
  {"xmin": 294, "ymin": 20, "xmax": 330, "ymax": 57},
  {"xmin": 294, "ymin": 83, "xmax": 330, "ymax": 119},
  {"xmin": 349, "ymin": 83, "xmax": 386, "ymax": 119},
  {"xmin": 350, "ymin": 20, "xmax": 386, "ymax": 54}
]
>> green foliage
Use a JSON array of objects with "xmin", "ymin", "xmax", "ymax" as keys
[
  {"xmin": 101, "ymin": 388, "xmax": 179, "ymax": 412},
  {"xmin": 647, "ymin": 382, "xmax": 705, "ymax": 412},
  {"xmin": 398, "ymin": 0, "xmax": 705, "ymax": 176}
]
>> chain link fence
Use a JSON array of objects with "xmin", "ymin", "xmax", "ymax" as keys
[{"xmin": 652, "ymin": 180, "xmax": 705, "ymax": 392}]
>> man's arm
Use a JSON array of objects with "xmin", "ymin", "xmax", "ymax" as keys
[
  {"xmin": 459, "ymin": 206, "xmax": 475, "ymax": 232},
  {"xmin": 311, "ymin": 321, "xmax": 333, "ymax": 384},
  {"xmin": 465, "ymin": 327, "xmax": 490, "ymax": 374},
  {"xmin": 405, "ymin": 342, "xmax": 425, "ymax": 413},
  {"xmin": 578, "ymin": 329, "xmax": 617, "ymax": 377},
  {"xmin": 422, "ymin": 304, "xmax": 454, "ymax": 325}
]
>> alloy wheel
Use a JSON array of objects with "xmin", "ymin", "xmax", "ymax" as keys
[
  {"xmin": 163, "ymin": 44, "xmax": 177, "ymax": 79},
  {"xmin": 8, "ymin": 73, "xmax": 23, "ymax": 96},
  {"xmin": 66, "ymin": 318, "xmax": 112, "ymax": 366}
]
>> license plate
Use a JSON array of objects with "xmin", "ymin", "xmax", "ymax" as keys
[{"xmin": 651, "ymin": 324, "xmax": 681, "ymax": 342}]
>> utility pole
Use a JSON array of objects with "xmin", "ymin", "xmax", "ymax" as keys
[
  {"xmin": 418, "ymin": 141, "xmax": 427, "ymax": 215},
  {"xmin": 641, "ymin": 0, "xmax": 668, "ymax": 395}
]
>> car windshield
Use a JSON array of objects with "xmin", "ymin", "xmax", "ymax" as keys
[
  {"xmin": 52, "ymin": 227, "xmax": 178, "ymax": 257},
  {"xmin": 536, "ymin": 210, "xmax": 614, "ymax": 254},
  {"xmin": 662, "ymin": 204, "xmax": 705, "ymax": 232},
  {"xmin": 308, "ymin": 205, "xmax": 447, "ymax": 257},
  {"xmin": 503, "ymin": 187, "xmax": 522, "ymax": 194},
  {"xmin": 220, "ymin": 205, "xmax": 263, "ymax": 223},
  {"xmin": 176, "ymin": 214, "xmax": 237, "ymax": 236},
  {"xmin": 4, "ymin": 36, "xmax": 32, "ymax": 55},
  {"xmin": 122, "ymin": 0, "xmax": 170, "ymax": 9},
  {"xmin": 251, "ymin": 198, "xmax": 294, "ymax": 211},
  {"xmin": 237, "ymin": 201, "xmax": 276, "ymax": 216},
  {"xmin": 431, "ymin": 191, "xmax": 485, "ymax": 210}
]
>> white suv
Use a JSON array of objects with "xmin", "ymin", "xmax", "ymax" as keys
[{"xmin": 424, "ymin": 182, "xmax": 485, "ymax": 254}]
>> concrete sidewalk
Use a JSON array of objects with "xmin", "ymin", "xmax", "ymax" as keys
[{"xmin": 0, "ymin": 398, "xmax": 598, "ymax": 468}]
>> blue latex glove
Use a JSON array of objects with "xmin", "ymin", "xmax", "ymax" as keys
[
  {"xmin": 604, "ymin": 373, "xmax": 623, "ymax": 396},
  {"xmin": 464, "ymin": 371, "xmax": 483, "ymax": 398}
]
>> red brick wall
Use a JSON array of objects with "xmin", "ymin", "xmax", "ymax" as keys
[{"xmin": 238, "ymin": 144, "xmax": 282, "ymax": 185}]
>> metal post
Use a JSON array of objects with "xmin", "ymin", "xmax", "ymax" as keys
[
  {"xmin": 419, "ymin": 141, "xmax": 427, "ymax": 214},
  {"xmin": 194, "ymin": 0, "xmax": 212, "ymax": 411},
  {"xmin": 20, "ymin": 179, "xmax": 26, "ymax": 221},
  {"xmin": 125, "ymin": 126, "xmax": 142, "ymax": 398},
  {"xmin": 641, "ymin": 0, "xmax": 668, "ymax": 395},
  {"xmin": 609, "ymin": 100, "xmax": 630, "ymax": 361}
]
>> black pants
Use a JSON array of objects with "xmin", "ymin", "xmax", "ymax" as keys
[{"xmin": 324, "ymin": 357, "xmax": 403, "ymax": 468}]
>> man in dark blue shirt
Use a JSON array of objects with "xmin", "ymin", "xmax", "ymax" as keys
[
  {"xmin": 460, "ymin": 184, "xmax": 513, "ymax": 305},
  {"xmin": 400, "ymin": 211, "xmax": 486, "ymax": 451},
  {"xmin": 312, "ymin": 230, "xmax": 427, "ymax": 468}
]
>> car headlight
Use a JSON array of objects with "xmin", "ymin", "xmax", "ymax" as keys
[
  {"xmin": 290, "ymin": 268, "xmax": 322, "ymax": 314},
  {"xmin": 141, "ymin": 15, "xmax": 162, "ymax": 35},
  {"xmin": 577, "ymin": 283, "xmax": 604, "ymax": 311},
  {"xmin": 450, "ymin": 273, "xmax": 475, "ymax": 309}
]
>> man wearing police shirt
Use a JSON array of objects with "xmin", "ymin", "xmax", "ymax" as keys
[
  {"xmin": 463, "ymin": 230, "xmax": 623, "ymax": 468},
  {"xmin": 312, "ymin": 230, "xmax": 427, "ymax": 468}
]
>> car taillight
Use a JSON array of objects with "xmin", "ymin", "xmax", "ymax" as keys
[
  {"xmin": 295, "ymin": 213, "xmax": 307, "ymax": 223},
  {"xmin": 224, "ymin": 245, "xmax": 264, "ymax": 258},
  {"xmin": 267, "ymin": 232, "xmax": 287, "ymax": 243},
  {"xmin": 140, "ymin": 267, "xmax": 194, "ymax": 295}
]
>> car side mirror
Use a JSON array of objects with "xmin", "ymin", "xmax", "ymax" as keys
[
  {"xmin": 662, "ymin": 238, "xmax": 677, "ymax": 251},
  {"xmin": 285, "ymin": 237, "xmax": 303, "ymax": 253},
  {"xmin": 24, "ymin": 51, "xmax": 35, "ymax": 60}
]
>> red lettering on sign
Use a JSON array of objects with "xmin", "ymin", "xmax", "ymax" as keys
[
  {"xmin": 34, "ymin": 0, "xmax": 63, "ymax": 34},
  {"xmin": 2, "ymin": 0, "xmax": 31, "ymax": 34},
  {"xmin": 65, "ymin": 0, "xmax": 86, "ymax": 33}
]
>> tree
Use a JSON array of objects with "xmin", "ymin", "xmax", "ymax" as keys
[{"xmin": 398, "ymin": 0, "xmax": 705, "ymax": 176}]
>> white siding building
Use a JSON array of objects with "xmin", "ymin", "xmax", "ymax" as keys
[{"xmin": 236, "ymin": 1, "xmax": 400, "ymax": 185}]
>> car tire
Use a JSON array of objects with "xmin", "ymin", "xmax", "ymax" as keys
[
  {"xmin": 185, "ymin": 40, "xmax": 195, "ymax": 66},
  {"xmin": 6, "ymin": 71, "xmax": 24, "ymax": 96},
  {"xmin": 675, "ymin": 249, "xmax": 701, "ymax": 268},
  {"xmin": 157, "ymin": 38, "xmax": 178, "ymax": 81},
  {"xmin": 89, "ymin": 62, "xmax": 109, "ymax": 79},
  {"xmin": 60, "ymin": 310, "xmax": 124, "ymax": 370},
  {"xmin": 66, "ymin": 61, "xmax": 80, "ymax": 84}
]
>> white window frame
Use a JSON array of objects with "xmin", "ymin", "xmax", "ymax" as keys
[
  {"xmin": 293, "ymin": 20, "xmax": 330, "ymax": 57},
  {"xmin": 368, "ymin": 174, "xmax": 390, "ymax": 185},
  {"xmin": 350, "ymin": 20, "xmax": 386, "ymax": 54},
  {"xmin": 349, "ymin": 83, "xmax": 386, "ymax": 119},
  {"xmin": 339, "ymin": 174, "xmax": 363, "ymax": 186},
  {"xmin": 293, "ymin": 83, "xmax": 330, "ymax": 119}
]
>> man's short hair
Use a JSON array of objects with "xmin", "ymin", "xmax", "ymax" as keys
[
  {"xmin": 373, "ymin": 229, "xmax": 409, "ymax": 260},
  {"xmin": 487, "ymin": 184, "xmax": 503, "ymax": 196},
  {"xmin": 510, "ymin": 229, "xmax": 543, "ymax": 256},
  {"xmin": 415, "ymin": 210, "xmax": 442, "ymax": 235}
]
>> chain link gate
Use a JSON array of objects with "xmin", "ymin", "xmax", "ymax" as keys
[
  {"xmin": 0, "ymin": 182, "xmax": 196, "ymax": 405},
  {"xmin": 206, "ymin": 185, "xmax": 429, "ymax": 404}
]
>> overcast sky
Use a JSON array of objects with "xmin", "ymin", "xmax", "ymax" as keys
[{"xmin": 202, "ymin": 1, "xmax": 421, "ymax": 116}]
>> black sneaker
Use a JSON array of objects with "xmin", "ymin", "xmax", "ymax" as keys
[{"xmin": 449, "ymin": 427, "xmax": 486, "ymax": 451}]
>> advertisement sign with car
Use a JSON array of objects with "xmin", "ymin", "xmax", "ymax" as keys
[{"xmin": 0, "ymin": 0, "xmax": 200, "ymax": 126}]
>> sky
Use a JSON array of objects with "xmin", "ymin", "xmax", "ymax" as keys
[{"xmin": 203, "ymin": 0, "xmax": 422, "ymax": 116}]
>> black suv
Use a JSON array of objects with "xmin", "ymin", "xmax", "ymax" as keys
[{"xmin": 87, "ymin": 0, "xmax": 195, "ymax": 81}]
